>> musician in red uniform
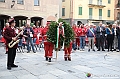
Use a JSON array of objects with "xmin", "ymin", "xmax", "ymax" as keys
[
  {"xmin": 43, "ymin": 22, "xmax": 54, "ymax": 62},
  {"xmin": 33, "ymin": 25, "xmax": 39, "ymax": 43},
  {"xmin": 3, "ymin": 18, "xmax": 18, "ymax": 70},
  {"xmin": 3, "ymin": 23, "xmax": 9, "ymax": 54},
  {"xmin": 64, "ymin": 42, "xmax": 72, "ymax": 61},
  {"xmin": 78, "ymin": 24, "xmax": 87, "ymax": 50},
  {"xmin": 72, "ymin": 24, "xmax": 80, "ymax": 50}
]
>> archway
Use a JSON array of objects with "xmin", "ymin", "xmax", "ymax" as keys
[
  {"xmin": 31, "ymin": 17, "xmax": 43, "ymax": 27},
  {"xmin": 0, "ymin": 14, "xmax": 10, "ymax": 30},
  {"xmin": 14, "ymin": 16, "xmax": 28, "ymax": 27}
]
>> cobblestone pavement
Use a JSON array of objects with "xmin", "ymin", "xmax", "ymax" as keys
[{"xmin": 0, "ymin": 45, "xmax": 120, "ymax": 79}]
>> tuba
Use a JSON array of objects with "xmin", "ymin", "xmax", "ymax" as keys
[{"xmin": 8, "ymin": 27, "xmax": 24, "ymax": 48}]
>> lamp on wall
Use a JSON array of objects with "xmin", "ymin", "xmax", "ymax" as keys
[
  {"xmin": 55, "ymin": 13, "xmax": 57, "ymax": 17},
  {"xmin": 11, "ymin": 0, "xmax": 15, "ymax": 8}
]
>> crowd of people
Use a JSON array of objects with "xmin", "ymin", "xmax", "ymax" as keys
[
  {"xmin": 1, "ymin": 18, "xmax": 120, "ymax": 70},
  {"xmin": 72, "ymin": 22, "xmax": 120, "ymax": 52}
]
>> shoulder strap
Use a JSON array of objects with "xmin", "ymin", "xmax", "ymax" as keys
[{"xmin": 89, "ymin": 28, "xmax": 95, "ymax": 37}]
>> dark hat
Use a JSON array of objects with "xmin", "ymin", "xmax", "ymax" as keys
[{"xmin": 8, "ymin": 18, "xmax": 15, "ymax": 25}]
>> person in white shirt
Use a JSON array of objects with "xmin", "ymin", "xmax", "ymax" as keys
[{"xmin": 112, "ymin": 24, "xmax": 118, "ymax": 51}]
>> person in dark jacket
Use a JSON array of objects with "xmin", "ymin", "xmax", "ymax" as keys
[
  {"xmin": 117, "ymin": 26, "xmax": 120, "ymax": 52},
  {"xmin": 96, "ymin": 23, "xmax": 106, "ymax": 51},
  {"xmin": 4, "ymin": 18, "xmax": 18, "ymax": 70},
  {"xmin": 106, "ymin": 24, "xmax": 114, "ymax": 52},
  {"xmin": 23, "ymin": 24, "xmax": 36, "ymax": 53}
]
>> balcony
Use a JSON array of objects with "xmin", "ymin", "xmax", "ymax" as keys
[
  {"xmin": 88, "ymin": 4, "xmax": 106, "ymax": 8},
  {"xmin": 88, "ymin": 1, "xmax": 106, "ymax": 8}
]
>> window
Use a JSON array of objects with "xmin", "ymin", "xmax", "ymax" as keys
[
  {"xmin": 89, "ymin": 8, "xmax": 93, "ymax": 15},
  {"xmin": 62, "ymin": 0, "xmax": 65, "ymax": 2},
  {"xmin": 17, "ymin": 0, "xmax": 24, "ymax": 4},
  {"xmin": 108, "ymin": 0, "xmax": 111, "ymax": 4},
  {"xmin": 97, "ymin": 0, "xmax": 102, "ymax": 5},
  {"xmin": 62, "ymin": 8, "xmax": 65, "ymax": 16},
  {"xmin": 0, "ymin": 0, "xmax": 5, "ymax": 2},
  {"xmin": 78, "ymin": 7, "xmax": 82, "ymax": 15},
  {"xmin": 89, "ymin": 0, "xmax": 93, "ymax": 4},
  {"xmin": 89, "ymin": 8, "xmax": 93, "ymax": 19},
  {"xmin": 108, "ymin": 10, "xmax": 110, "ymax": 17},
  {"xmin": 99, "ymin": 9, "xmax": 102, "ymax": 16},
  {"xmin": 34, "ymin": 0, "xmax": 39, "ymax": 6}
]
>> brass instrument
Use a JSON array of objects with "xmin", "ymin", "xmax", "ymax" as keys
[{"xmin": 8, "ymin": 28, "xmax": 24, "ymax": 48}]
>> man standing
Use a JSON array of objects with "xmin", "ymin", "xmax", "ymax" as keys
[
  {"xmin": 96, "ymin": 23, "xmax": 106, "ymax": 51},
  {"xmin": 87, "ymin": 24, "xmax": 95, "ymax": 52},
  {"xmin": 3, "ymin": 18, "xmax": 18, "ymax": 70},
  {"xmin": 23, "ymin": 24, "xmax": 36, "ymax": 53},
  {"xmin": 112, "ymin": 24, "xmax": 118, "ymax": 51},
  {"xmin": 117, "ymin": 26, "xmax": 120, "ymax": 52},
  {"xmin": 43, "ymin": 22, "xmax": 54, "ymax": 62}
]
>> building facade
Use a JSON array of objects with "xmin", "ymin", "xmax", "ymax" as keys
[
  {"xmin": 62, "ymin": 0, "xmax": 115, "ymax": 25},
  {"xmin": 114, "ymin": 0, "xmax": 120, "ymax": 25},
  {"xmin": 0, "ymin": 0, "xmax": 60, "ymax": 29}
]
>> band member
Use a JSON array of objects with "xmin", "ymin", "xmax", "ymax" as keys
[
  {"xmin": 23, "ymin": 24, "xmax": 36, "ymax": 53},
  {"xmin": 87, "ymin": 24, "xmax": 95, "ymax": 52},
  {"xmin": 78, "ymin": 24, "xmax": 87, "ymax": 51},
  {"xmin": 106, "ymin": 24, "xmax": 114, "ymax": 52},
  {"xmin": 3, "ymin": 18, "xmax": 18, "ymax": 70},
  {"xmin": 96, "ymin": 23, "xmax": 106, "ymax": 51},
  {"xmin": 33, "ymin": 25, "xmax": 39, "ymax": 43},
  {"xmin": 3, "ymin": 23, "xmax": 9, "ymax": 54},
  {"xmin": 72, "ymin": 24, "xmax": 79, "ymax": 50},
  {"xmin": 64, "ymin": 42, "xmax": 72, "ymax": 61},
  {"xmin": 72, "ymin": 24, "xmax": 77, "ymax": 50},
  {"xmin": 77, "ymin": 25, "xmax": 81, "ymax": 48},
  {"xmin": 43, "ymin": 22, "xmax": 54, "ymax": 62}
]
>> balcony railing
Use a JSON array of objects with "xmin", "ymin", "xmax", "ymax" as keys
[
  {"xmin": 88, "ymin": 3, "xmax": 106, "ymax": 8},
  {"xmin": 88, "ymin": 16, "xmax": 103, "ymax": 20}
]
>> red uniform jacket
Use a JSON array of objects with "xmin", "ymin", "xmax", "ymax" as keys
[
  {"xmin": 42, "ymin": 26, "xmax": 49, "ymax": 41},
  {"xmin": 33, "ymin": 28, "xmax": 38, "ymax": 38},
  {"xmin": 78, "ymin": 27, "xmax": 87, "ymax": 36},
  {"xmin": 72, "ymin": 27, "xmax": 79, "ymax": 37},
  {"xmin": 38, "ymin": 27, "xmax": 43, "ymax": 35},
  {"xmin": 3, "ymin": 26, "xmax": 18, "ymax": 48}
]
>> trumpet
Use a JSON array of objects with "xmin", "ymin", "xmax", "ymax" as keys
[{"xmin": 8, "ymin": 29, "xmax": 23, "ymax": 48}]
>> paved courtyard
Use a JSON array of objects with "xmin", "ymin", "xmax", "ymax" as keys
[{"xmin": 0, "ymin": 43, "xmax": 120, "ymax": 79}]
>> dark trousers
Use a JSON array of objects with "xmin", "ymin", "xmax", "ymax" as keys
[
  {"xmin": 97, "ymin": 35, "xmax": 105, "ymax": 50},
  {"xmin": 7, "ymin": 48, "xmax": 16, "ymax": 66},
  {"xmin": 118, "ymin": 35, "xmax": 120, "ymax": 51},
  {"xmin": 107, "ymin": 34, "xmax": 113, "ymax": 51}
]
